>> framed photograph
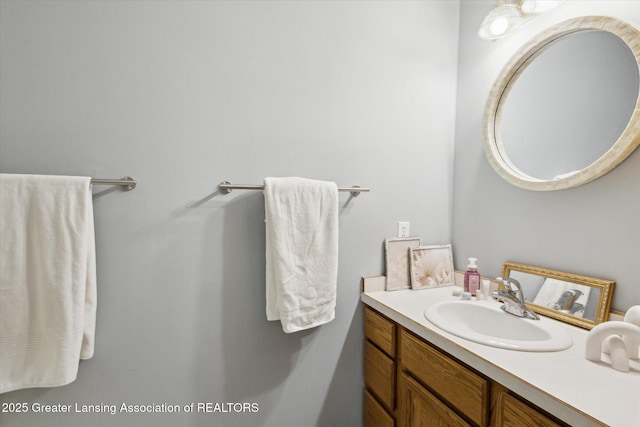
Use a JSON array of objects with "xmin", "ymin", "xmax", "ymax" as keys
[
  {"xmin": 385, "ymin": 237, "xmax": 421, "ymax": 291},
  {"xmin": 409, "ymin": 244, "xmax": 455, "ymax": 290}
]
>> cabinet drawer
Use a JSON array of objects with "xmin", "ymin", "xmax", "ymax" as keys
[
  {"xmin": 365, "ymin": 307, "xmax": 396, "ymax": 357},
  {"xmin": 399, "ymin": 329, "xmax": 489, "ymax": 426},
  {"xmin": 498, "ymin": 392, "xmax": 566, "ymax": 427},
  {"xmin": 364, "ymin": 389, "xmax": 394, "ymax": 427},
  {"xmin": 365, "ymin": 340, "xmax": 395, "ymax": 412}
]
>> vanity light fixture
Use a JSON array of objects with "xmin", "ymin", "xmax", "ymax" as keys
[
  {"xmin": 520, "ymin": 0, "xmax": 565, "ymax": 14},
  {"xmin": 478, "ymin": 0, "xmax": 565, "ymax": 40},
  {"xmin": 478, "ymin": 3, "xmax": 524, "ymax": 40}
]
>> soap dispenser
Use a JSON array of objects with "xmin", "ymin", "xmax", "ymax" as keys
[{"xmin": 464, "ymin": 257, "xmax": 481, "ymax": 296}]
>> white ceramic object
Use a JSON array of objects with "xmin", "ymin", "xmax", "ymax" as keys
[
  {"xmin": 607, "ymin": 335, "xmax": 630, "ymax": 372},
  {"xmin": 585, "ymin": 321, "xmax": 640, "ymax": 363},
  {"xmin": 623, "ymin": 305, "xmax": 640, "ymax": 359},
  {"xmin": 623, "ymin": 305, "xmax": 640, "ymax": 325},
  {"xmin": 602, "ymin": 335, "xmax": 614, "ymax": 354},
  {"xmin": 424, "ymin": 300, "xmax": 572, "ymax": 351}
]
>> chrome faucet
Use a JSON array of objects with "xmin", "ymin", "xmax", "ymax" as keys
[{"xmin": 494, "ymin": 277, "xmax": 540, "ymax": 320}]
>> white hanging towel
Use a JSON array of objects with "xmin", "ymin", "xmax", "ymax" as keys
[
  {"xmin": 0, "ymin": 174, "xmax": 97, "ymax": 393},
  {"xmin": 264, "ymin": 177, "xmax": 339, "ymax": 333}
]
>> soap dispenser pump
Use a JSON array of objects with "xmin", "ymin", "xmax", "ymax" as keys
[{"xmin": 464, "ymin": 257, "xmax": 481, "ymax": 296}]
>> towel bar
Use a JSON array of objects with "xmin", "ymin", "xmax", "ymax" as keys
[
  {"xmin": 219, "ymin": 181, "xmax": 369, "ymax": 197},
  {"xmin": 91, "ymin": 176, "xmax": 136, "ymax": 190}
]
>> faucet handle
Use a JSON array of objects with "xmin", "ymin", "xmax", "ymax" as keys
[{"xmin": 496, "ymin": 276, "xmax": 522, "ymax": 294}]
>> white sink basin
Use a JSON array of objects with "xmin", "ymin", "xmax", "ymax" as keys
[{"xmin": 425, "ymin": 300, "xmax": 572, "ymax": 351}]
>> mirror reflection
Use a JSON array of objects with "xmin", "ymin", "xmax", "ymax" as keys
[
  {"xmin": 501, "ymin": 262, "xmax": 615, "ymax": 329},
  {"xmin": 500, "ymin": 30, "xmax": 639, "ymax": 181},
  {"xmin": 509, "ymin": 271, "xmax": 601, "ymax": 321}
]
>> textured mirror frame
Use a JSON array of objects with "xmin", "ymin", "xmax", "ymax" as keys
[
  {"xmin": 483, "ymin": 16, "xmax": 640, "ymax": 191},
  {"xmin": 501, "ymin": 261, "xmax": 615, "ymax": 330}
]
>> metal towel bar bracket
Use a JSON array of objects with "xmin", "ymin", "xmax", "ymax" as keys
[
  {"xmin": 219, "ymin": 181, "xmax": 369, "ymax": 197},
  {"xmin": 91, "ymin": 176, "xmax": 137, "ymax": 190}
]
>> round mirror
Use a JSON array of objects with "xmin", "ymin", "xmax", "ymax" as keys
[{"xmin": 483, "ymin": 16, "xmax": 640, "ymax": 191}]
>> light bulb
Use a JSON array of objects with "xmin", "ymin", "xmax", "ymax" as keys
[
  {"xmin": 490, "ymin": 17, "xmax": 509, "ymax": 36},
  {"xmin": 478, "ymin": 4, "xmax": 523, "ymax": 40}
]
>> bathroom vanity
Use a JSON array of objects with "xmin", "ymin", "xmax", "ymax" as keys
[
  {"xmin": 362, "ymin": 287, "xmax": 639, "ymax": 427},
  {"xmin": 361, "ymin": 13, "xmax": 640, "ymax": 426}
]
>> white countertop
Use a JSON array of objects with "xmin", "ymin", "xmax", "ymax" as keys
[{"xmin": 361, "ymin": 287, "xmax": 640, "ymax": 427}]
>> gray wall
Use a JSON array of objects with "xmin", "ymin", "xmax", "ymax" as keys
[
  {"xmin": 452, "ymin": 1, "xmax": 640, "ymax": 312},
  {"xmin": 0, "ymin": 1, "xmax": 460, "ymax": 426}
]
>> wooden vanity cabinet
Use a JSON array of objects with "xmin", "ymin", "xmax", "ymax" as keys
[
  {"xmin": 364, "ymin": 307, "xmax": 397, "ymax": 425},
  {"xmin": 364, "ymin": 306, "xmax": 569, "ymax": 427}
]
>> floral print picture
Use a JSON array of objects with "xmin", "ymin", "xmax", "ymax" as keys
[
  {"xmin": 385, "ymin": 238, "xmax": 421, "ymax": 291},
  {"xmin": 409, "ymin": 244, "xmax": 455, "ymax": 290}
]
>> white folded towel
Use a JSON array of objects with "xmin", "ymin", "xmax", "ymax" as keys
[
  {"xmin": 264, "ymin": 177, "xmax": 339, "ymax": 333},
  {"xmin": 0, "ymin": 174, "xmax": 97, "ymax": 393}
]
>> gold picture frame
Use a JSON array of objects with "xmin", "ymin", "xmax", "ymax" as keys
[{"xmin": 501, "ymin": 262, "xmax": 615, "ymax": 330}]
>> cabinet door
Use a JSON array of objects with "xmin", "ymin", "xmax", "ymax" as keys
[
  {"xmin": 398, "ymin": 372, "xmax": 469, "ymax": 427},
  {"xmin": 494, "ymin": 392, "xmax": 566, "ymax": 427},
  {"xmin": 400, "ymin": 329, "xmax": 488, "ymax": 426}
]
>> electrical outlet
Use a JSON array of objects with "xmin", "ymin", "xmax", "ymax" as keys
[{"xmin": 397, "ymin": 221, "xmax": 410, "ymax": 238}]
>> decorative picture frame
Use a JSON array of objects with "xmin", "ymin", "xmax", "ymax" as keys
[
  {"xmin": 385, "ymin": 237, "xmax": 421, "ymax": 291},
  {"xmin": 409, "ymin": 244, "xmax": 455, "ymax": 290},
  {"xmin": 501, "ymin": 261, "xmax": 615, "ymax": 329}
]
